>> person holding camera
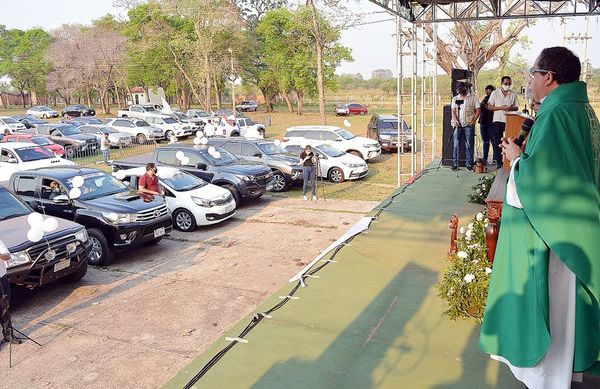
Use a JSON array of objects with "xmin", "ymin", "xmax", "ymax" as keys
[
  {"xmin": 450, "ymin": 82, "xmax": 480, "ymax": 171},
  {"xmin": 487, "ymin": 76, "xmax": 519, "ymax": 169},
  {"xmin": 299, "ymin": 145, "xmax": 317, "ymax": 201}
]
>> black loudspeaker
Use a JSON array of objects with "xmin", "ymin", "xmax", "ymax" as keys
[
  {"xmin": 441, "ymin": 104, "xmax": 467, "ymax": 167},
  {"xmin": 451, "ymin": 68, "xmax": 472, "ymax": 80}
]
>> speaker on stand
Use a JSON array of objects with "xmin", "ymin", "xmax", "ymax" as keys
[{"xmin": 441, "ymin": 104, "xmax": 467, "ymax": 167}]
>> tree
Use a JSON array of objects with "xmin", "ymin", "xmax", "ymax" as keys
[{"xmin": 371, "ymin": 69, "xmax": 393, "ymax": 80}]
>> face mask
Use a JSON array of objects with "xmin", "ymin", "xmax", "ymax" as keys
[{"xmin": 502, "ymin": 85, "xmax": 511, "ymax": 92}]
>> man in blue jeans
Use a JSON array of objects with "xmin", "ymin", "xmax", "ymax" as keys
[
  {"xmin": 479, "ymin": 85, "xmax": 496, "ymax": 164},
  {"xmin": 451, "ymin": 83, "xmax": 480, "ymax": 171},
  {"xmin": 299, "ymin": 145, "xmax": 317, "ymax": 201}
]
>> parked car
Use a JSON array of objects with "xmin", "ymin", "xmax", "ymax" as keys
[
  {"xmin": 104, "ymin": 118, "xmax": 165, "ymax": 144},
  {"xmin": 236, "ymin": 117, "xmax": 266, "ymax": 138},
  {"xmin": 115, "ymin": 167, "xmax": 236, "ymax": 231},
  {"xmin": 0, "ymin": 142, "xmax": 75, "ymax": 182},
  {"xmin": 366, "ymin": 114, "xmax": 412, "ymax": 152},
  {"xmin": 212, "ymin": 108, "xmax": 235, "ymax": 119},
  {"xmin": 61, "ymin": 105, "xmax": 96, "ymax": 118},
  {"xmin": 34, "ymin": 123, "xmax": 99, "ymax": 158},
  {"xmin": 282, "ymin": 125, "xmax": 381, "ymax": 161},
  {"xmin": 334, "ymin": 103, "xmax": 368, "ymax": 116},
  {"xmin": 208, "ymin": 138, "xmax": 302, "ymax": 192},
  {"xmin": 78, "ymin": 125, "xmax": 134, "ymax": 148},
  {"xmin": 2, "ymin": 133, "xmax": 66, "ymax": 157},
  {"xmin": 0, "ymin": 116, "xmax": 27, "ymax": 133},
  {"xmin": 112, "ymin": 144, "xmax": 273, "ymax": 205},
  {"xmin": 283, "ymin": 142, "xmax": 368, "ymax": 183},
  {"xmin": 12, "ymin": 114, "xmax": 48, "ymax": 129},
  {"xmin": 186, "ymin": 109, "xmax": 211, "ymax": 125},
  {"xmin": 8, "ymin": 167, "xmax": 173, "ymax": 265},
  {"xmin": 117, "ymin": 104, "xmax": 160, "ymax": 119},
  {"xmin": 168, "ymin": 111, "xmax": 204, "ymax": 130},
  {"xmin": 26, "ymin": 105, "xmax": 59, "ymax": 119},
  {"xmin": 144, "ymin": 114, "xmax": 193, "ymax": 139},
  {"xmin": 236, "ymin": 100, "xmax": 258, "ymax": 112},
  {"xmin": 60, "ymin": 117, "xmax": 105, "ymax": 126},
  {"xmin": 0, "ymin": 186, "xmax": 91, "ymax": 287}
]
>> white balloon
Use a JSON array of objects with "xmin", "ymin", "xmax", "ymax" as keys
[
  {"xmin": 27, "ymin": 228, "xmax": 44, "ymax": 243},
  {"xmin": 69, "ymin": 187, "xmax": 81, "ymax": 199},
  {"xmin": 176, "ymin": 151, "xmax": 185, "ymax": 160},
  {"xmin": 180, "ymin": 156, "xmax": 190, "ymax": 165},
  {"xmin": 115, "ymin": 170, "xmax": 127, "ymax": 180},
  {"xmin": 273, "ymin": 139, "xmax": 281, "ymax": 146},
  {"xmin": 208, "ymin": 146, "xmax": 216, "ymax": 155},
  {"xmin": 42, "ymin": 217, "xmax": 59, "ymax": 233},
  {"xmin": 27, "ymin": 212, "xmax": 44, "ymax": 227},
  {"xmin": 200, "ymin": 137, "xmax": 208, "ymax": 145},
  {"xmin": 343, "ymin": 119, "xmax": 351, "ymax": 128},
  {"xmin": 196, "ymin": 130, "xmax": 204, "ymax": 138},
  {"xmin": 213, "ymin": 151, "xmax": 221, "ymax": 159},
  {"xmin": 193, "ymin": 137, "xmax": 201, "ymax": 145},
  {"xmin": 72, "ymin": 175, "xmax": 84, "ymax": 188}
]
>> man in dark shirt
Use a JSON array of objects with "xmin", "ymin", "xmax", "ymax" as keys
[
  {"xmin": 138, "ymin": 163, "xmax": 161, "ymax": 195},
  {"xmin": 479, "ymin": 85, "xmax": 496, "ymax": 164},
  {"xmin": 1, "ymin": 239, "xmax": 21, "ymax": 346},
  {"xmin": 299, "ymin": 145, "xmax": 317, "ymax": 201}
]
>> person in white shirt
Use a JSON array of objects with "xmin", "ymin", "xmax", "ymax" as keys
[
  {"xmin": 203, "ymin": 120, "xmax": 216, "ymax": 137},
  {"xmin": 487, "ymin": 76, "xmax": 519, "ymax": 168},
  {"xmin": 0, "ymin": 239, "xmax": 20, "ymax": 346},
  {"xmin": 100, "ymin": 132, "xmax": 111, "ymax": 164},
  {"xmin": 450, "ymin": 83, "xmax": 480, "ymax": 171}
]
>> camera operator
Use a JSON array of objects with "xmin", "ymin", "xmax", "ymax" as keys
[
  {"xmin": 450, "ymin": 82, "xmax": 480, "ymax": 171},
  {"xmin": 487, "ymin": 76, "xmax": 519, "ymax": 169},
  {"xmin": 1, "ymin": 239, "xmax": 21, "ymax": 346},
  {"xmin": 299, "ymin": 145, "xmax": 317, "ymax": 201}
]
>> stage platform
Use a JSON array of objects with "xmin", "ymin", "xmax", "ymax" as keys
[{"xmin": 164, "ymin": 166, "xmax": 523, "ymax": 388}]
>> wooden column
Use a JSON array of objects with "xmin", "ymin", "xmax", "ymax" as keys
[{"xmin": 485, "ymin": 168, "xmax": 510, "ymax": 262}]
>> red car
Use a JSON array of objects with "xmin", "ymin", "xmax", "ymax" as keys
[
  {"xmin": 334, "ymin": 103, "xmax": 368, "ymax": 116},
  {"xmin": 2, "ymin": 133, "xmax": 66, "ymax": 157}
]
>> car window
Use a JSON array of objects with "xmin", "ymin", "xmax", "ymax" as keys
[
  {"xmin": 145, "ymin": 117, "xmax": 155, "ymax": 124},
  {"xmin": 285, "ymin": 145, "xmax": 302, "ymax": 154},
  {"xmin": 0, "ymin": 189, "xmax": 31, "ymax": 220},
  {"xmin": 221, "ymin": 142, "xmax": 241, "ymax": 155},
  {"xmin": 334, "ymin": 129, "xmax": 355, "ymax": 140},
  {"xmin": 131, "ymin": 106, "xmax": 141, "ymax": 112},
  {"xmin": 305, "ymin": 130, "xmax": 321, "ymax": 140},
  {"xmin": 181, "ymin": 151, "xmax": 203, "ymax": 166},
  {"xmin": 163, "ymin": 118, "xmax": 177, "ymax": 124},
  {"xmin": 41, "ymin": 178, "xmax": 67, "ymax": 200},
  {"xmin": 66, "ymin": 172, "xmax": 128, "ymax": 200},
  {"xmin": 16, "ymin": 147, "xmax": 54, "ymax": 162},
  {"xmin": 7, "ymin": 137, "xmax": 19, "ymax": 143},
  {"xmin": 31, "ymin": 137, "xmax": 52, "ymax": 146},
  {"xmin": 0, "ymin": 149, "xmax": 17, "ymax": 162},
  {"xmin": 15, "ymin": 176, "xmax": 37, "ymax": 197},
  {"xmin": 322, "ymin": 131, "xmax": 339, "ymax": 141},
  {"xmin": 286, "ymin": 130, "xmax": 305, "ymax": 138},
  {"xmin": 136, "ymin": 120, "xmax": 150, "ymax": 127},
  {"xmin": 79, "ymin": 126, "xmax": 94, "ymax": 134},
  {"xmin": 157, "ymin": 150, "xmax": 177, "ymax": 165},
  {"xmin": 241, "ymin": 143, "xmax": 259, "ymax": 156},
  {"xmin": 114, "ymin": 119, "xmax": 133, "ymax": 127}
]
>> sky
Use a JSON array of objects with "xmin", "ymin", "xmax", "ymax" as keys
[{"xmin": 0, "ymin": 0, "xmax": 599, "ymax": 80}]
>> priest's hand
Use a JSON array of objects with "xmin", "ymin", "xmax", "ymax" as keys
[{"xmin": 500, "ymin": 137, "xmax": 523, "ymax": 162}]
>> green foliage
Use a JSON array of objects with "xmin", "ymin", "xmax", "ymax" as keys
[
  {"xmin": 466, "ymin": 174, "xmax": 495, "ymax": 204},
  {"xmin": 438, "ymin": 212, "xmax": 492, "ymax": 323}
]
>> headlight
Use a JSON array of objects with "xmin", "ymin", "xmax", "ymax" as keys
[
  {"xmin": 7, "ymin": 251, "xmax": 31, "ymax": 268},
  {"xmin": 379, "ymin": 134, "xmax": 391, "ymax": 140},
  {"xmin": 342, "ymin": 162, "xmax": 363, "ymax": 168},
  {"xmin": 75, "ymin": 229, "xmax": 88, "ymax": 242},
  {"xmin": 235, "ymin": 174, "xmax": 256, "ymax": 182},
  {"xmin": 102, "ymin": 212, "xmax": 137, "ymax": 224},
  {"xmin": 76, "ymin": 139, "xmax": 87, "ymax": 144},
  {"xmin": 192, "ymin": 196, "xmax": 212, "ymax": 207},
  {"xmin": 363, "ymin": 143, "xmax": 378, "ymax": 148}
]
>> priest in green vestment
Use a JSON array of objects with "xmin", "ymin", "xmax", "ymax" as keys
[{"xmin": 480, "ymin": 47, "xmax": 600, "ymax": 389}]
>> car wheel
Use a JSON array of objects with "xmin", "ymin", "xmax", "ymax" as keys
[
  {"xmin": 65, "ymin": 146, "xmax": 75, "ymax": 158},
  {"xmin": 223, "ymin": 184, "xmax": 241, "ymax": 206},
  {"xmin": 258, "ymin": 128, "xmax": 266, "ymax": 137},
  {"xmin": 165, "ymin": 130, "xmax": 174, "ymax": 140},
  {"xmin": 173, "ymin": 209, "xmax": 197, "ymax": 232},
  {"xmin": 136, "ymin": 134, "xmax": 147, "ymax": 144},
  {"xmin": 63, "ymin": 113, "xmax": 69, "ymax": 118},
  {"xmin": 271, "ymin": 171, "xmax": 287, "ymax": 192},
  {"xmin": 42, "ymin": 114, "xmax": 47, "ymax": 119},
  {"xmin": 328, "ymin": 167, "xmax": 344, "ymax": 183},
  {"xmin": 360, "ymin": 111, "xmax": 366, "ymax": 115},
  {"xmin": 231, "ymin": 132, "xmax": 240, "ymax": 137},
  {"xmin": 87, "ymin": 228, "xmax": 114, "ymax": 266},
  {"xmin": 62, "ymin": 260, "xmax": 88, "ymax": 283},
  {"xmin": 349, "ymin": 150, "xmax": 363, "ymax": 159}
]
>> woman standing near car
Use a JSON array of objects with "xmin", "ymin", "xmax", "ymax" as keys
[{"xmin": 299, "ymin": 145, "xmax": 317, "ymax": 201}]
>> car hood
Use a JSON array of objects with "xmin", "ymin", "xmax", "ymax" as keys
[
  {"xmin": 2, "ymin": 214, "xmax": 83, "ymax": 252},
  {"xmin": 270, "ymin": 154, "xmax": 302, "ymax": 165},
  {"xmin": 380, "ymin": 130, "xmax": 411, "ymax": 136},
  {"xmin": 336, "ymin": 152, "xmax": 367, "ymax": 165},
  {"xmin": 350, "ymin": 136, "xmax": 379, "ymax": 146},
  {"xmin": 69, "ymin": 133, "xmax": 98, "ymax": 142},
  {"xmin": 80, "ymin": 190, "xmax": 166, "ymax": 213},
  {"xmin": 185, "ymin": 183, "xmax": 232, "ymax": 201},
  {"xmin": 109, "ymin": 133, "xmax": 132, "ymax": 141},
  {"xmin": 217, "ymin": 160, "xmax": 271, "ymax": 176}
]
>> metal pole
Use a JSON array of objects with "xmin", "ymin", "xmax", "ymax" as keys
[
  {"xmin": 432, "ymin": 23, "xmax": 438, "ymax": 162},
  {"xmin": 396, "ymin": 12, "xmax": 402, "ymax": 188},
  {"xmin": 411, "ymin": 25, "xmax": 417, "ymax": 177},
  {"xmin": 420, "ymin": 24, "xmax": 425, "ymax": 172},
  {"xmin": 583, "ymin": 17, "xmax": 590, "ymax": 82}
]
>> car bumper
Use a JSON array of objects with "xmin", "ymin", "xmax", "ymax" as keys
[
  {"xmin": 239, "ymin": 181, "xmax": 267, "ymax": 200},
  {"xmin": 193, "ymin": 200, "xmax": 236, "ymax": 226},
  {"xmin": 379, "ymin": 140, "xmax": 411, "ymax": 152},
  {"xmin": 173, "ymin": 129, "xmax": 193, "ymax": 137},
  {"xmin": 112, "ymin": 215, "xmax": 173, "ymax": 248},
  {"xmin": 347, "ymin": 165, "xmax": 369, "ymax": 180},
  {"xmin": 285, "ymin": 168, "xmax": 304, "ymax": 183},
  {"xmin": 7, "ymin": 240, "xmax": 92, "ymax": 287},
  {"xmin": 364, "ymin": 147, "xmax": 381, "ymax": 160}
]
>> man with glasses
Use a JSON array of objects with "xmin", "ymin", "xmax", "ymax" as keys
[
  {"xmin": 480, "ymin": 47, "xmax": 600, "ymax": 389},
  {"xmin": 486, "ymin": 76, "xmax": 519, "ymax": 169}
]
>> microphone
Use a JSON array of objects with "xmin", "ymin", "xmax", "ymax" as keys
[{"xmin": 515, "ymin": 118, "xmax": 534, "ymax": 147}]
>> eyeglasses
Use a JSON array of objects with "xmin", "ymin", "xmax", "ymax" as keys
[{"xmin": 529, "ymin": 68, "xmax": 556, "ymax": 78}]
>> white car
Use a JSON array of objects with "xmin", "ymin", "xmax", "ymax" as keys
[
  {"xmin": 78, "ymin": 125, "xmax": 134, "ymax": 148},
  {"xmin": 283, "ymin": 125, "xmax": 381, "ymax": 161},
  {"xmin": 0, "ymin": 116, "xmax": 27, "ymax": 134},
  {"xmin": 0, "ymin": 142, "xmax": 76, "ymax": 182},
  {"xmin": 114, "ymin": 166, "xmax": 236, "ymax": 231},
  {"xmin": 145, "ymin": 114, "xmax": 193, "ymax": 139},
  {"xmin": 104, "ymin": 118, "xmax": 165, "ymax": 144},
  {"xmin": 282, "ymin": 141, "xmax": 368, "ymax": 183},
  {"xmin": 186, "ymin": 109, "xmax": 211, "ymax": 125},
  {"xmin": 236, "ymin": 100, "xmax": 258, "ymax": 112},
  {"xmin": 236, "ymin": 117, "xmax": 266, "ymax": 138},
  {"xmin": 26, "ymin": 106, "xmax": 59, "ymax": 119},
  {"xmin": 212, "ymin": 116, "xmax": 262, "ymax": 138}
]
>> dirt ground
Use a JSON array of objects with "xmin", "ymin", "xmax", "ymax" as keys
[{"xmin": 1, "ymin": 195, "xmax": 378, "ymax": 389}]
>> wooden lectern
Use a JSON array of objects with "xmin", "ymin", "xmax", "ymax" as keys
[{"xmin": 503, "ymin": 112, "xmax": 530, "ymax": 168}]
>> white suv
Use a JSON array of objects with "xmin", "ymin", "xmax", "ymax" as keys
[
  {"xmin": 145, "ymin": 114, "xmax": 193, "ymax": 139},
  {"xmin": 104, "ymin": 118, "xmax": 165, "ymax": 144},
  {"xmin": 236, "ymin": 100, "xmax": 258, "ymax": 112},
  {"xmin": 0, "ymin": 116, "xmax": 27, "ymax": 134},
  {"xmin": 0, "ymin": 142, "xmax": 75, "ymax": 182},
  {"xmin": 283, "ymin": 125, "xmax": 381, "ymax": 161}
]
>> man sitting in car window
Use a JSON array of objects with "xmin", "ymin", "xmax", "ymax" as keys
[
  {"xmin": 48, "ymin": 180, "xmax": 63, "ymax": 200},
  {"xmin": 138, "ymin": 163, "xmax": 161, "ymax": 196}
]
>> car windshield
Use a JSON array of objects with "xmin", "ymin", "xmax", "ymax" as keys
[
  {"xmin": 39, "ymin": 107, "xmax": 51, "ymax": 111},
  {"xmin": 195, "ymin": 111, "xmax": 209, "ymax": 117},
  {"xmin": 31, "ymin": 137, "xmax": 53, "ymax": 146},
  {"xmin": 380, "ymin": 120, "xmax": 410, "ymax": 132},
  {"xmin": 335, "ymin": 129, "xmax": 355, "ymax": 140},
  {"xmin": 82, "ymin": 118, "xmax": 103, "ymax": 124},
  {"xmin": 198, "ymin": 147, "xmax": 238, "ymax": 166},
  {"xmin": 172, "ymin": 113, "xmax": 186, "ymax": 120},
  {"xmin": 143, "ymin": 106, "xmax": 156, "ymax": 112},
  {"xmin": 161, "ymin": 171, "xmax": 207, "ymax": 191},
  {"xmin": 97, "ymin": 126, "xmax": 117, "ymax": 134},
  {"xmin": 0, "ymin": 190, "xmax": 31, "ymax": 221},
  {"xmin": 163, "ymin": 117, "xmax": 177, "ymax": 124},
  {"xmin": 317, "ymin": 144, "xmax": 345, "ymax": 158},
  {"xmin": 3, "ymin": 117, "xmax": 18, "ymax": 124},
  {"xmin": 66, "ymin": 172, "xmax": 128, "ymax": 200},
  {"xmin": 136, "ymin": 120, "xmax": 150, "ymax": 127},
  {"xmin": 15, "ymin": 146, "xmax": 54, "ymax": 162},
  {"xmin": 58, "ymin": 125, "xmax": 82, "ymax": 135},
  {"xmin": 259, "ymin": 142, "xmax": 287, "ymax": 155}
]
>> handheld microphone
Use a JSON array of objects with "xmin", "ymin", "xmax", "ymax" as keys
[{"xmin": 515, "ymin": 118, "xmax": 534, "ymax": 147}]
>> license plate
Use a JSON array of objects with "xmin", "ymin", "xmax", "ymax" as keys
[
  {"xmin": 54, "ymin": 259, "xmax": 71, "ymax": 272},
  {"xmin": 154, "ymin": 227, "xmax": 165, "ymax": 238}
]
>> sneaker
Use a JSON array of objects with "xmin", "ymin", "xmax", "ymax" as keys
[
  {"xmin": 312, "ymin": 195, "xmax": 317, "ymax": 202},
  {"xmin": 303, "ymin": 195, "xmax": 307, "ymax": 201},
  {"xmin": 451, "ymin": 165, "xmax": 458, "ymax": 171},
  {"xmin": 466, "ymin": 165, "xmax": 474, "ymax": 171}
]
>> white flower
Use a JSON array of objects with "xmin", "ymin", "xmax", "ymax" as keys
[
  {"xmin": 457, "ymin": 251, "xmax": 468, "ymax": 259},
  {"xmin": 485, "ymin": 267, "xmax": 492, "ymax": 274},
  {"xmin": 466, "ymin": 230, "xmax": 473, "ymax": 240},
  {"xmin": 459, "ymin": 227, "xmax": 465, "ymax": 234},
  {"xmin": 468, "ymin": 223, "xmax": 474, "ymax": 231},
  {"xmin": 472, "ymin": 260, "xmax": 479, "ymax": 264},
  {"xmin": 484, "ymin": 222, "xmax": 489, "ymax": 228},
  {"xmin": 463, "ymin": 274, "xmax": 475, "ymax": 283},
  {"xmin": 476, "ymin": 212, "xmax": 484, "ymax": 221},
  {"xmin": 468, "ymin": 243, "xmax": 479, "ymax": 249},
  {"xmin": 484, "ymin": 218, "xmax": 489, "ymax": 223}
]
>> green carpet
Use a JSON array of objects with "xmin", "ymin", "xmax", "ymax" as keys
[{"xmin": 165, "ymin": 167, "xmax": 521, "ymax": 389}]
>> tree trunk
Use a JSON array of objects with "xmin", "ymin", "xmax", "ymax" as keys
[
  {"xmin": 295, "ymin": 90, "xmax": 303, "ymax": 115},
  {"xmin": 114, "ymin": 81, "xmax": 122, "ymax": 110},
  {"xmin": 86, "ymin": 88, "xmax": 92, "ymax": 107},
  {"xmin": 19, "ymin": 87, "xmax": 27, "ymax": 109},
  {"xmin": 283, "ymin": 92, "xmax": 294, "ymax": 113},
  {"xmin": 307, "ymin": 0, "xmax": 326, "ymax": 125},
  {"xmin": 181, "ymin": 90, "xmax": 189, "ymax": 112},
  {"xmin": 261, "ymin": 88, "xmax": 272, "ymax": 112},
  {"xmin": 213, "ymin": 73, "xmax": 222, "ymax": 109},
  {"xmin": 0, "ymin": 92, "xmax": 7, "ymax": 109},
  {"xmin": 204, "ymin": 52, "xmax": 212, "ymax": 112}
]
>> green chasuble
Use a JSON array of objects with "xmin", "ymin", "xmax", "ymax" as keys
[{"xmin": 480, "ymin": 81, "xmax": 600, "ymax": 372}]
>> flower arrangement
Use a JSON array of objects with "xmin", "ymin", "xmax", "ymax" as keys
[
  {"xmin": 466, "ymin": 174, "xmax": 495, "ymax": 204},
  {"xmin": 438, "ymin": 211, "xmax": 491, "ymax": 323}
]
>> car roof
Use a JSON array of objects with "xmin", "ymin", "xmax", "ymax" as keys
[
  {"xmin": 377, "ymin": 114, "xmax": 404, "ymax": 121},
  {"xmin": 4, "ymin": 133, "xmax": 34, "ymax": 138},
  {"xmin": 118, "ymin": 166, "xmax": 180, "ymax": 178},
  {"xmin": 285, "ymin": 125, "xmax": 344, "ymax": 132},
  {"xmin": 0, "ymin": 141, "xmax": 44, "ymax": 149},
  {"xmin": 22, "ymin": 166, "xmax": 103, "ymax": 178}
]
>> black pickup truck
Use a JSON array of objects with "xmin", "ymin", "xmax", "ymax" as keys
[
  {"xmin": 8, "ymin": 167, "xmax": 173, "ymax": 266},
  {"xmin": 0, "ymin": 187, "xmax": 91, "ymax": 287},
  {"xmin": 112, "ymin": 144, "xmax": 273, "ymax": 205}
]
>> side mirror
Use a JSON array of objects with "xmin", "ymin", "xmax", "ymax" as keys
[
  {"xmin": 53, "ymin": 194, "xmax": 70, "ymax": 204},
  {"xmin": 28, "ymin": 199, "xmax": 39, "ymax": 209},
  {"xmin": 196, "ymin": 163, "xmax": 207, "ymax": 170},
  {"xmin": 7, "ymin": 158, "xmax": 18, "ymax": 164},
  {"xmin": 253, "ymin": 153, "xmax": 262, "ymax": 158}
]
